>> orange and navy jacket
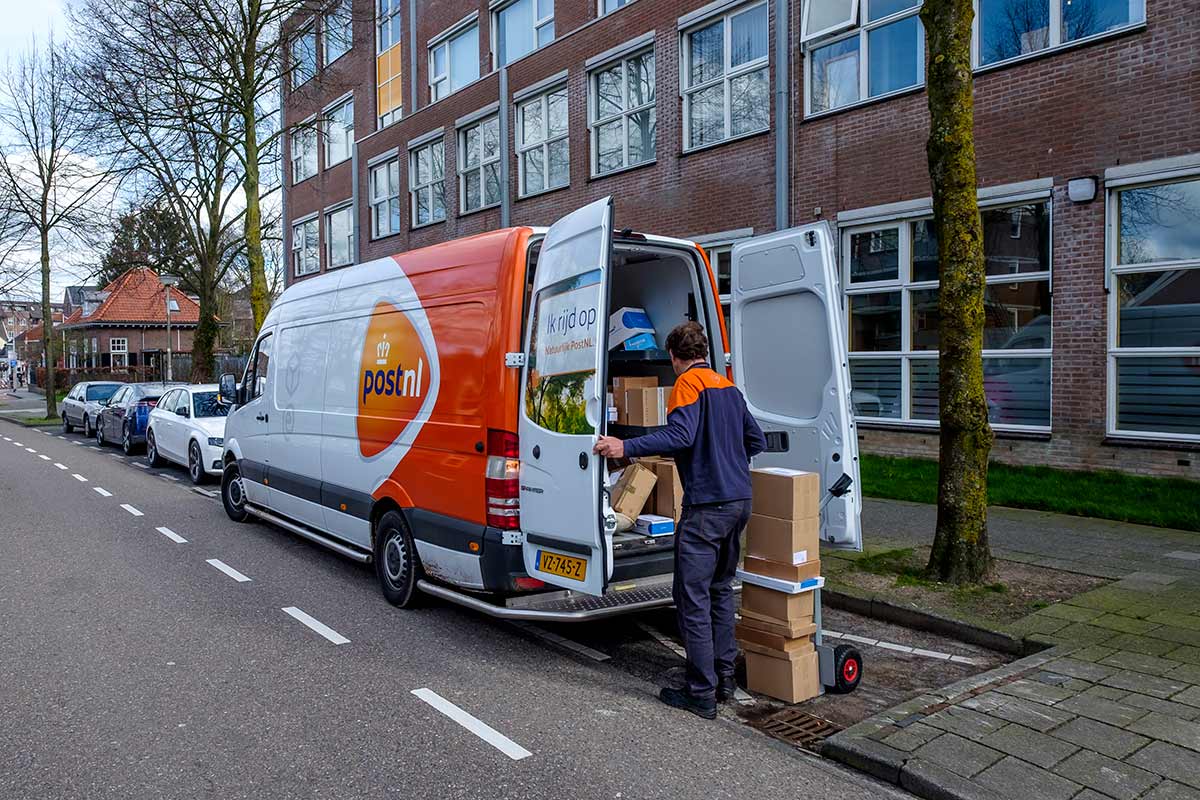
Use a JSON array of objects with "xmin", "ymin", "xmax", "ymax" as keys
[{"xmin": 624, "ymin": 363, "xmax": 766, "ymax": 506}]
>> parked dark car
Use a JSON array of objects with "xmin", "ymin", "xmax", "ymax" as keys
[{"xmin": 95, "ymin": 382, "xmax": 184, "ymax": 455}]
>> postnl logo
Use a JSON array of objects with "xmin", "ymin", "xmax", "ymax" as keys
[{"xmin": 356, "ymin": 302, "xmax": 432, "ymax": 458}]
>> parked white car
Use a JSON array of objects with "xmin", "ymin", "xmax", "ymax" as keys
[
  {"xmin": 61, "ymin": 381, "xmax": 124, "ymax": 436},
  {"xmin": 145, "ymin": 384, "xmax": 229, "ymax": 484}
]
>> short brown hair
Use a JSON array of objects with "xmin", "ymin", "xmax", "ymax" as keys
[{"xmin": 666, "ymin": 321, "xmax": 709, "ymax": 361}]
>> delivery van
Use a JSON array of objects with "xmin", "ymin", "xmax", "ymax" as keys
[{"xmin": 217, "ymin": 197, "xmax": 860, "ymax": 621}]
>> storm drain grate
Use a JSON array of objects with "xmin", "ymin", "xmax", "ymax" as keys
[{"xmin": 752, "ymin": 709, "xmax": 843, "ymax": 749}]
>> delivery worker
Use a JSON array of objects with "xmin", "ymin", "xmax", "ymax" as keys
[{"xmin": 594, "ymin": 321, "xmax": 765, "ymax": 719}]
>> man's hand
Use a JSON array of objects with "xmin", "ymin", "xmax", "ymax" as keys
[{"xmin": 593, "ymin": 436, "xmax": 625, "ymax": 459}]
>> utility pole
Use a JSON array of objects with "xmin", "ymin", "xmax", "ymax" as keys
[{"xmin": 161, "ymin": 274, "xmax": 181, "ymax": 382}]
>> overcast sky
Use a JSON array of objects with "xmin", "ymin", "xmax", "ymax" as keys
[{"xmin": 0, "ymin": 0, "xmax": 67, "ymax": 59}]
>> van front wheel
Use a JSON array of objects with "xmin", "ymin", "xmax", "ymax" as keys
[
  {"xmin": 374, "ymin": 510, "xmax": 422, "ymax": 608},
  {"xmin": 221, "ymin": 462, "xmax": 249, "ymax": 523}
]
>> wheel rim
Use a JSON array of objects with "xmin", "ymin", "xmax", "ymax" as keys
[
  {"xmin": 843, "ymin": 658, "xmax": 859, "ymax": 683},
  {"xmin": 383, "ymin": 533, "xmax": 408, "ymax": 587},
  {"xmin": 226, "ymin": 470, "xmax": 244, "ymax": 509},
  {"xmin": 123, "ymin": 429, "xmax": 131, "ymax": 452},
  {"xmin": 148, "ymin": 435, "xmax": 156, "ymax": 461},
  {"xmin": 190, "ymin": 445, "xmax": 200, "ymax": 479}
]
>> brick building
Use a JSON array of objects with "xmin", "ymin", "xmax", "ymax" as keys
[{"xmin": 281, "ymin": 0, "xmax": 1200, "ymax": 477}]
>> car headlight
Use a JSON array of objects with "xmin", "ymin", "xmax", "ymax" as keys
[{"xmin": 208, "ymin": 437, "xmax": 224, "ymax": 447}]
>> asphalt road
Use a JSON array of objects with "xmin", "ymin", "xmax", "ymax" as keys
[{"xmin": 0, "ymin": 423, "xmax": 911, "ymax": 800}]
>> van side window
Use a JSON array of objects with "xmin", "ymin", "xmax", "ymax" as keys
[{"xmin": 246, "ymin": 333, "xmax": 274, "ymax": 401}]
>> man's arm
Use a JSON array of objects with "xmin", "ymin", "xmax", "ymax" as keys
[
  {"xmin": 743, "ymin": 404, "xmax": 766, "ymax": 459},
  {"xmin": 623, "ymin": 403, "xmax": 701, "ymax": 458}
]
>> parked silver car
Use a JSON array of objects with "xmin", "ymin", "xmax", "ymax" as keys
[{"xmin": 61, "ymin": 381, "xmax": 124, "ymax": 436}]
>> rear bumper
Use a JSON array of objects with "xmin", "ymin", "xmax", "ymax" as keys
[{"xmin": 417, "ymin": 573, "xmax": 677, "ymax": 622}]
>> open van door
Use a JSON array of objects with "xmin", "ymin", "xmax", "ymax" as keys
[
  {"xmin": 730, "ymin": 223, "xmax": 862, "ymax": 550},
  {"xmin": 518, "ymin": 197, "xmax": 613, "ymax": 595}
]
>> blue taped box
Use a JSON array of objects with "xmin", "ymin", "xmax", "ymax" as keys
[
  {"xmin": 622, "ymin": 332, "xmax": 657, "ymax": 351},
  {"xmin": 634, "ymin": 514, "xmax": 675, "ymax": 536}
]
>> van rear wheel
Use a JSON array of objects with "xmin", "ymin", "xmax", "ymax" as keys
[{"xmin": 374, "ymin": 510, "xmax": 422, "ymax": 608}]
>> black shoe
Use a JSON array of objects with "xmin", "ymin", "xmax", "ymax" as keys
[
  {"xmin": 716, "ymin": 675, "xmax": 738, "ymax": 703},
  {"xmin": 659, "ymin": 687, "xmax": 717, "ymax": 719}
]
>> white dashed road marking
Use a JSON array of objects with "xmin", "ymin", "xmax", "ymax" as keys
[
  {"xmin": 156, "ymin": 526, "xmax": 187, "ymax": 544},
  {"xmin": 206, "ymin": 559, "xmax": 251, "ymax": 582},
  {"xmin": 72, "ymin": 474, "xmax": 87, "ymax": 482},
  {"xmin": 511, "ymin": 622, "xmax": 610, "ymax": 662},
  {"xmin": 132, "ymin": 462, "xmax": 149, "ymax": 470},
  {"xmin": 93, "ymin": 487, "xmax": 112, "ymax": 497},
  {"xmin": 282, "ymin": 607, "xmax": 350, "ymax": 645},
  {"xmin": 53, "ymin": 462, "xmax": 67, "ymax": 470},
  {"xmin": 636, "ymin": 622, "xmax": 688, "ymax": 659},
  {"xmin": 120, "ymin": 504, "xmax": 143, "ymax": 517},
  {"xmin": 26, "ymin": 447, "xmax": 35, "ymax": 453},
  {"xmin": 13, "ymin": 441, "xmax": 23, "ymax": 446},
  {"xmin": 192, "ymin": 487, "xmax": 218, "ymax": 498},
  {"xmin": 38, "ymin": 454, "xmax": 50, "ymax": 461},
  {"xmin": 411, "ymin": 688, "xmax": 532, "ymax": 761}
]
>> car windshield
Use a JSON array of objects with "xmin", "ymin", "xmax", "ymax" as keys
[
  {"xmin": 86, "ymin": 385, "xmax": 120, "ymax": 401},
  {"xmin": 193, "ymin": 391, "xmax": 228, "ymax": 418}
]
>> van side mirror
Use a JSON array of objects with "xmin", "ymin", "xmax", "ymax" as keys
[{"xmin": 218, "ymin": 373, "xmax": 238, "ymax": 406}]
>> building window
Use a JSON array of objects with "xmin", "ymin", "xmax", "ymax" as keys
[
  {"xmin": 370, "ymin": 157, "xmax": 402, "ymax": 237},
  {"xmin": 324, "ymin": 98, "xmax": 354, "ymax": 167},
  {"xmin": 1108, "ymin": 175, "xmax": 1200, "ymax": 440},
  {"xmin": 430, "ymin": 24, "xmax": 480, "ymax": 102},
  {"xmin": 980, "ymin": 0, "xmax": 1144, "ymax": 66},
  {"xmin": 844, "ymin": 200, "xmax": 1052, "ymax": 429},
  {"xmin": 409, "ymin": 140, "xmax": 446, "ymax": 227},
  {"xmin": 517, "ymin": 85, "xmax": 568, "ymax": 197},
  {"xmin": 290, "ymin": 24, "xmax": 317, "ymax": 90},
  {"xmin": 807, "ymin": 0, "xmax": 923, "ymax": 114},
  {"xmin": 110, "ymin": 337, "xmax": 128, "ymax": 369},
  {"xmin": 325, "ymin": 205, "xmax": 355, "ymax": 269},
  {"xmin": 290, "ymin": 122, "xmax": 318, "ymax": 183},
  {"xmin": 590, "ymin": 48, "xmax": 655, "ymax": 176},
  {"xmin": 458, "ymin": 116, "xmax": 501, "ymax": 213},
  {"xmin": 377, "ymin": 0, "xmax": 404, "ymax": 128},
  {"xmin": 602, "ymin": 0, "xmax": 633, "ymax": 13},
  {"xmin": 681, "ymin": 1, "xmax": 770, "ymax": 151},
  {"xmin": 292, "ymin": 217, "xmax": 320, "ymax": 277},
  {"xmin": 495, "ymin": 0, "xmax": 553, "ymax": 66},
  {"xmin": 323, "ymin": 0, "xmax": 353, "ymax": 65}
]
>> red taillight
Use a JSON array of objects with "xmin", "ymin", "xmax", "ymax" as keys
[
  {"xmin": 485, "ymin": 429, "xmax": 521, "ymax": 530},
  {"xmin": 514, "ymin": 577, "xmax": 545, "ymax": 590}
]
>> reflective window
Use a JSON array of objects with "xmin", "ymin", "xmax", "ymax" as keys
[
  {"xmin": 590, "ymin": 49, "xmax": 656, "ymax": 176},
  {"xmin": 409, "ymin": 139, "xmax": 446, "ymax": 226},
  {"xmin": 430, "ymin": 24, "xmax": 479, "ymax": 102},
  {"xmin": 458, "ymin": 115, "xmax": 501, "ymax": 213},
  {"xmin": 682, "ymin": 2, "xmax": 769, "ymax": 150},
  {"xmin": 370, "ymin": 158, "xmax": 402, "ymax": 237},
  {"xmin": 517, "ymin": 86, "xmax": 569, "ymax": 196},
  {"xmin": 496, "ymin": 0, "xmax": 554, "ymax": 66}
]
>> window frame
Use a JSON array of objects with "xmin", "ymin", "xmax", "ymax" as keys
[
  {"xmin": 290, "ymin": 117, "xmax": 318, "ymax": 184},
  {"xmin": 324, "ymin": 202, "xmax": 355, "ymax": 269},
  {"xmin": 516, "ymin": 84, "xmax": 570, "ymax": 198},
  {"xmin": 291, "ymin": 214, "xmax": 320, "ymax": 277},
  {"xmin": 323, "ymin": 96, "xmax": 355, "ymax": 168},
  {"xmin": 1105, "ymin": 171, "xmax": 1200, "ymax": 443},
  {"xmin": 842, "ymin": 198, "xmax": 1054, "ymax": 433},
  {"xmin": 376, "ymin": 0, "xmax": 404, "ymax": 129},
  {"xmin": 408, "ymin": 138, "xmax": 447, "ymax": 228},
  {"xmin": 377, "ymin": 0, "xmax": 403, "ymax": 53},
  {"xmin": 369, "ymin": 156, "xmax": 402, "ymax": 239},
  {"xmin": 290, "ymin": 21, "xmax": 318, "ymax": 90},
  {"xmin": 680, "ymin": 0, "xmax": 771, "ymax": 153},
  {"xmin": 600, "ymin": 0, "xmax": 633, "ymax": 15},
  {"xmin": 588, "ymin": 47, "xmax": 657, "ymax": 177},
  {"xmin": 492, "ymin": 0, "xmax": 555, "ymax": 68},
  {"xmin": 429, "ymin": 20, "xmax": 480, "ymax": 103},
  {"xmin": 457, "ymin": 115, "xmax": 501, "ymax": 214},
  {"xmin": 323, "ymin": 0, "xmax": 353, "ymax": 66}
]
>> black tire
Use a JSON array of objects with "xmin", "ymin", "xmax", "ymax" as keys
[
  {"xmin": 188, "ymin": 440, "xmax": 207, "ymax": 485},
  {"xmin": 82, "ymin": 414, "xmax": 92, "ymax": 438},
  {"xmin": 95, "ymin": 418, "xmax": 105, "ymax": 446},
  {"xmin": 374, "ymin": 510, "xmax": 423, "ymax": 608},
  {"xmin": 62, "ymin": 413, "xmax": 73, "ymax": 434},
  {"xmin": 121, "ymin": 424, "xmax": 136, "ymax": 455},
  {"xmin": 146, "ymin": 429, "xmax": 165, "ymax": 467},
  {"xmin": 829, "ymin": 645, "xmax": 863, "ymax": 694},
  {"xmin": 221, "ymin": 461, "xmax": 249, "ymax": 523}
]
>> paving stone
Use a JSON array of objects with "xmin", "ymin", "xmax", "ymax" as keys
[
  {"xmin": 1126, "ymin": 572, "xmax": 1182, "ymax": 585},
  {"xmin": 913, "ymin": 732, "xmax": 1005, "ymax": 778},
  {"xmin": 1129, "ymin": 742, "xmax": 1200, "ymax": 790},
  {"xmin": 1072, "ymin": 645, "xmax": 1119, "ymax": 663},
  {"xmin": 1044, "ymin": 658, "xmax": 1119, "ymax": 683},
  {"xmin": 1105, "ymin": 634, "xmax": 1183, "ymax": 657},
  {"xmin": 924, "ymin": 706, "xmax": 1009, "ymax": 741},
  {"xmin": 1103, "ymin": 670, "xmax": 1192, "ymax": 700},
  {"xmin": 1039, "ymin": 604, "xmax": 1106, "ymax": 623},
  {"xmin": 979, "ymin": 723, "xmax": 1079, "ymax": 768},
  {"xmin": 822, "ymin": 735, "xmax": 908, "ymax": 784},
  {"xmin": 1144, "ymin": 780, "xmax": 1200, "ymax": 800},
  {"xmin": 1057, "ymin": 692, "xmax": 1151, "ymax": 728},
  {"xmin": 882, "ymin": 722, "xmax": 943, "ymax": 752},
  {"xmin": 993, "ymin": 678, "xmax": 1076, "ymax": 706},
  {"xmin": 1100, "ymin": 651, "xmax": 1184, "ymax": 677},
  {"xmin": 1054, "ymin": 750, "xmax": 1162, "ymax": 800},
  {"xmin": 1130, "ymin": 712, "xmax": 1200, "ymax": 753},
  {"xmin": 1146, "ymin": 612, "xmax": 1200, "ymax": 632},
  {"xmin": 979, "ymin": 694, "xmax": 1077, "ymax": 732},
  {"xmin": 1071, "ymin": 589, "xmax": 1157, "ymax": 613},
  {"xmin": 1016, "ymin": 614, "xmax": 1074, "ymax": 635},
  {"xmin": 1166, "ymin": 646, "xmax": 1200, "ymax": 665},
  {"xmin": 1031, "ymin": 671, "xmax": 1092, "ymax": 692},
  {"xmin": 1051, "ymin": 716, "xmax": 1152, "ymax": 759},
  {"xmin": 1092, "ymin": 614, "xmax": 1162, "ymax": 635},
  {"xmin": 1173, "ymin": 686, "xmax": 1200, "ymax": 709},
  {"xmin": 1148, "ymin": 627, "xmax": 1200, "ymax": 648},
  {"xmin": 1167, "ymin": 664, "xmax": 1200, "ymax": 685},
  {"xmin": 1078, "ymin": 684, "xmax": 1132, "ymax": 702},
  {"xmin": 1072, "ymin": 792, "xmax": 1113, "ymax": 800},
  {"xmin": 1060, "ymin": 623, "xmax": 1126, "ymax": 646},
  {"xmin": 1113, "ymin": 602, "xmax": 1172, "ymax": 620},
  {"xmin": 899, "ymin": 758, "xmax": 1007, "ymax": 800},
  {"xmin": 974, "ymin": 755, "xmax": 1082, "ymax": 800},
  {"xmin": 1122, "ymin": 692, "xmax": 1200, "ymax": 721}
]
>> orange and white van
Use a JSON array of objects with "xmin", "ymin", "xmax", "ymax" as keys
[{"xmin": 217, "ymin": 198, "xmax": 860, "ymax": 621}]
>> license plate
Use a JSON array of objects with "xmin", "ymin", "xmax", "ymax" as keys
[{"xmin": 536, "ymin": 550, "xmax": 587, "ymax": 582}]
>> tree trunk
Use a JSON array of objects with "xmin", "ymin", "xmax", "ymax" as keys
[
  {"xmin": 242, "ymin": 108, "xmax": 269, "ymax": 335},
  {"xmin": 191, "ymin": 279, "xmax": 219, "ymax": 383},
  {"xmin": 40, "ymin": 225, "xmax": 57, "ymax": 419},
  {"xmin": 922, "ymin": 0, "xmax": 994, "ymax": 584}
]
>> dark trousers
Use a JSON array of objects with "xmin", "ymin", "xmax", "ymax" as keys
[{"xmin": 673, "ymin": 498, "xmax": 753, "ymax": 699}]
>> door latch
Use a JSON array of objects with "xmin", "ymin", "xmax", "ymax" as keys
[{"xmin": 505, "ymin": 352, "xmax": 527, "ymax": 367}]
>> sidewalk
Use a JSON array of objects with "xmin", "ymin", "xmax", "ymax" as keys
[
  {"xmin": 826, "ymin": 499, "xmax": 1200, "ymax": 800},
  {"xmin": 0, "ymin": 388, "xmax": 51, "ymax": 419}
]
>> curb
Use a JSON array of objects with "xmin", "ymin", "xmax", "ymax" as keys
[{"xmin": 0, "ymin": 413, "xmax": 60, "ymax": 430}]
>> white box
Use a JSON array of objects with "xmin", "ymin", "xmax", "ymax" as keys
[
  {"xmin": 634, "ymin": 514, "xmax": 675, "ymax": 536},
  {"xmin": 608, "ymin": 307, "xmax": 655, "ymax": 350}
]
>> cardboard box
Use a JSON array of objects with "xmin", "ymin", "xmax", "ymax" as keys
[
  {"xmin": 622, "ymin": 332, "xmax": 657, "ymax": 351},
  {"xmin": 736, "ymin": 622, "xmax": 816, "ymax": 654},
  {"xmin": 608, "ymin": 307, "xmax": 655, "ymax": 350},
  {"xmin": 738, "ymin": 609, "xmax": 817, "ymax": 638},
  {"xmin": 612, "ymin": 377, "xmax": 657, "ymax": 424},
  {"xmin": 625, "ymin": 386, "xmax": 670, "ymax": 427},
  {"xmin": 634, "ymin": 514, "xmax": 675, "ymax": 536},
  {"xmin": 746, "ymin": 513, "xmax": 819, "ymax": 566},
  {"xmin": 611, "ymin": 462, "xmax": 657, "ymax": 519},
  {"xmin": 745, "ymin": 648, "xmax": 821, "ymax": 704},
  {"xmin": 651, "ymin": 459, "xmax": 683, "ymax": 522},
  {"xmin": 743, "ymin": 556, "xmax": 821, "ymax": 585},
  {"xmin": 740, "ymin": 583, "xmax": 815, "ymax": 622},
  {"xmin": 751, "ymin": 468, "xmax": 820, "ymax": 521}
]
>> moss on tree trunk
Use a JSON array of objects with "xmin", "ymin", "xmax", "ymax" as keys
[{"xmin": 921, "ymin": 0, "xmax": 994, "ymax": 584}]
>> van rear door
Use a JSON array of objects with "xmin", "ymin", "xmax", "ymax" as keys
[
  {"xmin": 730, "ymin": 222, "xmax": 862, "ymax": 550},
  {"xmin": 518, "ymin": 197, "xmax": 612, "ymax": 596}
]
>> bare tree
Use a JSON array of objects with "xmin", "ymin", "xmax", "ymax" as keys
[{"xmin": 0, "ymin": 40, "xmax": 117, "ymax": 418}]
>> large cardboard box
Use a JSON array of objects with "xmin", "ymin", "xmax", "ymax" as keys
[
  {"xmin": 751, "ymin": 468, "xmax": 820, "ymax": 521},
  {"xmin": 739, "ymin": 609, "xmax": 816, "ymax": 638},
  {"xmin": 612, "ymin": 377, "xmax": 657, "ymax": 424},
  {"xmin": 736, "ymin": 621, "xmax": 816, "ymax": 654},
  {"xmin": 740, "ymin": 583, "xmax": 815, "ymax": 622},
  {"xmin": 625, "ymin": 386, "xmax": 670, "ymax": 427},
  {"xmin": 745, "ymin": 648, "xmax": 821, "ymax": 704},
  {"xmin": 651, "ymin": 459, "xmax": 683, "ymax": 522},
  {"xmin": 611, "ymin": 462, "xmax": 657, "ymax": 519},
  {"xmin": 746, "ymin": 513, "xmax": 819, "ymax": 566},
  {"xmin": 743, "ymin": 556, "xmax": 821, "ymax": 584}
]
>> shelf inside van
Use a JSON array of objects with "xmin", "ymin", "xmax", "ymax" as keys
[
  {"xmin": 610, "ymin": 348, "xmax": 669, "ymax": 362},
  {"xmin": 607, "ymin": 422, "xmax": 666, "ymax": 438}
]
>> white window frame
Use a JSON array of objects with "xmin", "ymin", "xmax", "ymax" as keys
[
  {"xmin": 680, "ymin": 1, "xmax": 771, "ymax": 153},
  {"xmin": 377, "ymin": 0, "xmax": 402, "ymax": 53},
  {"xmin": 801, "ymin": 0, "xmax": 860, "ymax": 42},
  {"xmin": 457, "ymin": 115, "xmax": 501, "ymax": 214},
  {"xmin": 588, "ymin": 47, "xmax": 656, "ymax": 177},
  {"xmin": 290, "ymin": 118, "xmax": 318, "ymax": 183},
  {"xmin": 291, "ymin": 215, "xmax": 320, "ymax": 277},
  {"xmin": 429, "ymin": 19, "xmax": 480, "ymax": 103},
  {"xmin": 600, "ymin": 0, "xmax": 634, "ymax": 15},
  {"xmin": 110, "ymin": 337, "xmax": 128, "ymax": 369},
  {"xmin": 492, "ymin": 0, "xmax": 555, "ymax": 68},
  {"xmin": 290, "ymin": 22, "xmax": 317, "ymax": 90},
  {"xmin": 408, "ymin": 138, "xmax": 447, "ymax": 228},
  {"xmin": 516, "ymin": 84, "xmax": 569, "ymax": 198},
  {"xmin": 841, "ymin": 198, "xmax": 1054, "ymax": 433},
  {"xmin": 324, "ymin": 203, "xmax": 355, "ymax": 269},
  {"xmin": 323, "ymin": 0, "xmax": 353, "ymax": 65},
  {"xmin": 1105, "ymin": 168, "xmax": 1200, "ymax": 443},
  {"xmin": 369, "ymin": 156, "xmax": 402, "ymax": 238},
  {"xmin": 323, "ymin": 97, "xmax": 354, "ymax": 167}
]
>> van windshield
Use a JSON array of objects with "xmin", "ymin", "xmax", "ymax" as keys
[
  {"xmin": 86, "ymin": 385, "xmax": 120, "ymax": 402},
  {"xmin": 193, "ymin": 391, "xmax": 228, "ymax": 418}
]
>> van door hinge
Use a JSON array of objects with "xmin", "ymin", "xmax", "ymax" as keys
[
  {"xmin": 501, "ymin": 530, "xmax": 524, "ymax": 546},
  {"xmin": 505, "ymin": 352, "xmax": 527, "ymax": 368}
]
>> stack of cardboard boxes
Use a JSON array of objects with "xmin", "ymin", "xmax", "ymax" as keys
[
  {"xmin": 737, "ymin": 468, "xmax": 823, "ymax": 704},
  {"xmin": 611, "ymin": 376, "xmax": 671, "ymax": 428}
]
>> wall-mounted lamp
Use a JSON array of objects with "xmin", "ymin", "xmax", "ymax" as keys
[{"xmin": 1068, "ymin": 176, "xmax": 1098, "ymax": 203}]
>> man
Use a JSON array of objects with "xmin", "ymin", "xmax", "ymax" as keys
[{"xmin": 595, "ymin": 321, "xmax": 765, "ymax": 719}]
